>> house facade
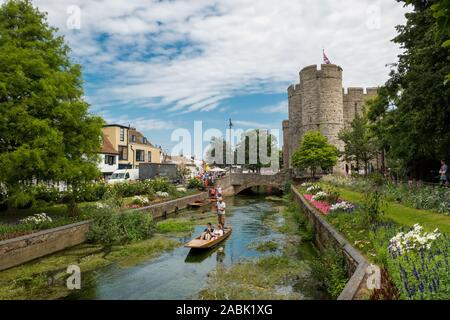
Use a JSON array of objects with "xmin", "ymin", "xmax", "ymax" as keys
[
  {"xmin": 99, "ymin": 134, "xmax": 119, "ymax": 179},
  {"xmin": 102, "ymin": 124, "xmax": 162, "ymax": 169}
]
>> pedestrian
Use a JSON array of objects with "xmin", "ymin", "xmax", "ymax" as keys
[
  {"xmin": 216, "ymin": 197, "xmax": 226, "ymax": 227},
  {"xmin": 439, "ymin": 160, "xmax": 448, "ymax": 186}
]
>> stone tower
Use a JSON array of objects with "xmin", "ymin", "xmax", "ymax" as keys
[{"xmin": 283, "ymin": 64, "xmax": 378, "ymax": 173}]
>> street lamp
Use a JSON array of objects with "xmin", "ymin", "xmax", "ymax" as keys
[{"xmin": 228, "ymin": 118, "xmax": 233, "ymax": 174}]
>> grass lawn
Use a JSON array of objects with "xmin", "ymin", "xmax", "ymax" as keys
[{"xmin": 322, "ymin": 184, "xmax": 450, "ymax": 234}]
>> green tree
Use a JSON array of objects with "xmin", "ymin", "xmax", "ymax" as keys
[
  {"xmin": 291, "ymin": 131, "xmax": 338, "ymax": 178},
  {"xmin": 338, "ymin": 110, "xmax": 378, "ymax": 176},
  {"xmin": 0, "ymin": 0, "xmax": 104, "ymax": 212},
  {"xmin": 367, "ymin": 1, "xmax": 450, "ymax": 179},
  {"xmin": 431, "ymin": 0, "xmax": 450, "ymax": 81},
  {"xmin": 235, "ymin": 129, "xmax": 279, "ymax": 173}
]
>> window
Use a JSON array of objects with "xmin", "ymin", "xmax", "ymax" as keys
[
  {"xmin": 131, "ymin": 135, "xmax": 137, "ymax": 143},
  {"xmin": 136, "ymin": 150, "xmax": 145, "ymax": 162},
  {"xmin": 118, "ymin": 146, "xmax": 128, "ymax": 160},
  {"xmin": 147, "ymin": 151, "xmax": 152, "ymax": 162},
  {"xmin": 120, "ymin": 128, "xmax": 125, "ymax": 141},
  {"xmin": 143, "ymin": 137, "xmax": 147, "ymax": 144},
  {"xmin": 105, "ymin": 155, "xmax": 116, "ymax": 165}
]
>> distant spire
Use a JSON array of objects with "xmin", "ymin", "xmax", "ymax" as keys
[{"xmin": 323, "ymin": 49, "xmax": 331, "ymax": 64}]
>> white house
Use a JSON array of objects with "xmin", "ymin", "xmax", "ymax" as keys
[{"xmin": 98, "ymin": 134, "xmax": 119, "ymax": 180}]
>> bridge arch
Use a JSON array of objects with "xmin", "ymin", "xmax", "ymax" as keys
[{"xmin": 215, "ymin": 172, "xmax": 288, "ymax": 196}]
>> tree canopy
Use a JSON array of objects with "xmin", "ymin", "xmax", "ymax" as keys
[
  {"xmin": 291, "ymin": 131, "xmax": 338, "ymax": 178},
  {"xmin": 338, "ymin": 110, "xmax": 379, "ymax": 176},
  {"xmin": 367, "ymin": 0, "xmax": 450, "ymax": 179},
  {"xmin": 0, "ymin": 0, "xmax": 104, "ymax": 207}
]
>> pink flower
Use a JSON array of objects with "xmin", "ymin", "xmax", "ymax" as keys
[{"xmin": 304, "ymin": 194, "xmax": 331, "ymax": 215}]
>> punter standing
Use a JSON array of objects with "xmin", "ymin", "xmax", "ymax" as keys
[{"xmin": 216, "ymin": 197, "xmax": 226, "ymax": 227}]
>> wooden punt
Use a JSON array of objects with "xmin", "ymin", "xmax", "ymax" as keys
[{"xmin": 184, "ymin": 228, "xmax": 232, "ymax": 249}]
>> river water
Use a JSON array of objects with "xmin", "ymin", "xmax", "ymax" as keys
[{"xmin": 66, "ymin": 195, "xmax": 324, "ymax": 300}]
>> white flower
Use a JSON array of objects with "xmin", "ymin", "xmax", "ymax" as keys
[
  {"xmin": 330, "ymin": 201, "xmax": 355, "ymax": 213},
  {"xmin": 132, "ymin": 195, "xmax": 150, "ymax": 205},
  {"xmin": 156, "ymin": 191, "xmax": 170, "ymax": 198},
  {"xmin": 20, "ymin": 213, "xmax": 52, "ymax": 225},
  {"xmin": 176, "ymin": 187, "xmax": 187, "ymax": 193},
  {"xmin": 388, "ymin": 224, "xmax": 441, "ymax": 255},
  {"xmin": 312, "ymin": 191, "xmax": 328, "ymax": 201},
  {"xmin": 306, "ymin": 185, "xmax": 321, "ymax": 194}
]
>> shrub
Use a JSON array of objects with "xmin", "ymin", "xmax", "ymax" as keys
[
  {"xmin": 87, "ymin": 208, "xmax": 155, "ymax": 246},
  {"xmin": 325, "ymin": 186, "xmax": 340, "ymax": 204},
  {"xmin": 311, "ymin": 247, "xmax": 348, "ymax": 299},
  {"xmin": 187, "ymin": 178, "xmax": 203, "ymax": 189},
  {"xmin": 76, "ymin": 182, "xmax": 109, "ymax": 202},
  {"xmin": 150, "ymin": 177, "xmax": 174, "ymax": 194},
  {"xmin": 361, "ymin": 188, "xmax": 385, "ymax": 225},
  {"xmin": 117, "ymin": 211, "xmax": 155, "ymax": 243},
  {"xmin": 32, "ymin": 184, "xmax": 61, "ymax": 204}
]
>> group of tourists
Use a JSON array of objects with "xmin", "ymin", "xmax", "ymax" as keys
[{"xmin": 200, "ymin": 223, "xmax": 224, "ymax": 241}]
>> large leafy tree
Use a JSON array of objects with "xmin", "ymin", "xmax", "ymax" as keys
[
  {"xmin": 291, "ymin": 131, "xmax": 338, "ymax": 178},
  {"xmin": 338, "ymin": 111, "xmax": 379, "ymax": 176},
  {"xmin": 0, "ymin": 0, "xmax": 103, "ymax": 209},
  {"xmin": 368, "ymin": 0, "xmax": 450, "ymax": 179},
  {"xmin": 431, "ymin": 0, "xmax": 450, "ymax": 81}
]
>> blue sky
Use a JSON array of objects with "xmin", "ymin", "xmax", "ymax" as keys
[{"xmin": 17, "ymin": 0, "xmax": 408, "ymax": 157}]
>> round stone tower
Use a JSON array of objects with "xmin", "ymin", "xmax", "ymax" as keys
[
  {"xmin": 287, "ymin": 84, "xmax": 302, "ymax": 168},
  {"xmin": 299, "ymin": 64, "xmax": 345, "ymax": 152}
]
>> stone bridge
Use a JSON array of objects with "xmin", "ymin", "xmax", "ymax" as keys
[{"xmin": 215, "ymin": 171, "xmax": 289, "ymax": 196}]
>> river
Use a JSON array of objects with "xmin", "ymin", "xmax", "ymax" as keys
[{"xmin": 65, "ymin": 195, "xmax": 326, "ymax": 300}]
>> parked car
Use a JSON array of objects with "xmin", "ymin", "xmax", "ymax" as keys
[{"xmin": 108, "ymin": 169, "xmax": 140, "ymax": 184}]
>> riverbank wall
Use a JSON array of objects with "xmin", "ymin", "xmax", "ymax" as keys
[
  {"xmin": 0, "ymin": 192, "xmax": 208, "ymax": 271},
  {"xmin": 291, "ymin": 185, "xmax": 372, "ymax": 300}
]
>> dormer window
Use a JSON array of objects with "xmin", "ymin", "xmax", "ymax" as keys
[
  {"xmin": 131, "ymin": 135, "xmax": 136, "ymax": 143},
  {"xmin": 143, "ymin": 137, "xmax": 147, "ymax": 144}
]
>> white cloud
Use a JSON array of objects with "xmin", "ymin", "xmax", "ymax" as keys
[
  {"xmin": 14, "ymin": 0, "xmax": 409, "ymax": 114},
  {"xmin": 233, "ymin": 120, "xmax": 277, "ymax": 129},
  {"xmin": 261, "ymin": 102, "xmax": 287, "ymax": 114}
]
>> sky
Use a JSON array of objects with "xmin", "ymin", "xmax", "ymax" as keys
[{"xmin": 12, "ymin": 0, "xmax": 409, "ymax": 157}]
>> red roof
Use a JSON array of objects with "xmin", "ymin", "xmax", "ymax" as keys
[{"xmin": 101, "ymin": 135, "xmax": 119, "ymax": 154}]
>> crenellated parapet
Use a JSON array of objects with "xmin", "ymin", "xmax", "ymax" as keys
[{"xmin": 343, "ymin": 87, "xmax": 379, "ymax": 126}]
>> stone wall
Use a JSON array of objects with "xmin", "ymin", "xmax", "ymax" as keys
[
  {"xmin": 0, "ymin": 192, "xmax": 208, "ymax": 271},
  {"xmin": 291, "ymin": 186, "xmax": 372, "ymax": 300},
  {"xmin": 0, "ymin": 221, "xmax": 91, "ymax": 272},
  {"xmin": 134, "ymin": 192, "xmax": 208, "ymax": 218}
]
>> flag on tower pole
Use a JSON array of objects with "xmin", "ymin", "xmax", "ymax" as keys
[{"xmin": 323, "ymin": 49, "xmax": 331, "ymax": 64}]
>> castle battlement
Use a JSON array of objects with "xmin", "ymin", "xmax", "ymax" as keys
[
  {"xmin": 343, "ymin": 87, "xmax": 379, "ymax": 95},
  {"xmin": 300, "ymin": 64, "xmax": 343, "ymax": 82},
  {"xmin": 287, "ymin": 84, "xmax": 301, "ymax": 97}
]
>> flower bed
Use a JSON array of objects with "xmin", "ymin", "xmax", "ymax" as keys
[
  {"xmin": 387, "ymin": 225, "xmax": 450, "ymax": 300},
  {"xmin": 304, "ymin": 194, "xmax": 331, "ymax": 215},
  {"xmin": 300, "ymin": 184, "xmax": 356, "ymax": 216}
]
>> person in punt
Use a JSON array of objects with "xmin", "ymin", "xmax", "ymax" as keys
[
  {"xmin": 201, "ymin": 223, "xmax": 214, "ymax": 240},
  {"xmin": 211, "ymin": 224, "xmax": 224, "ymax": 240}
]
